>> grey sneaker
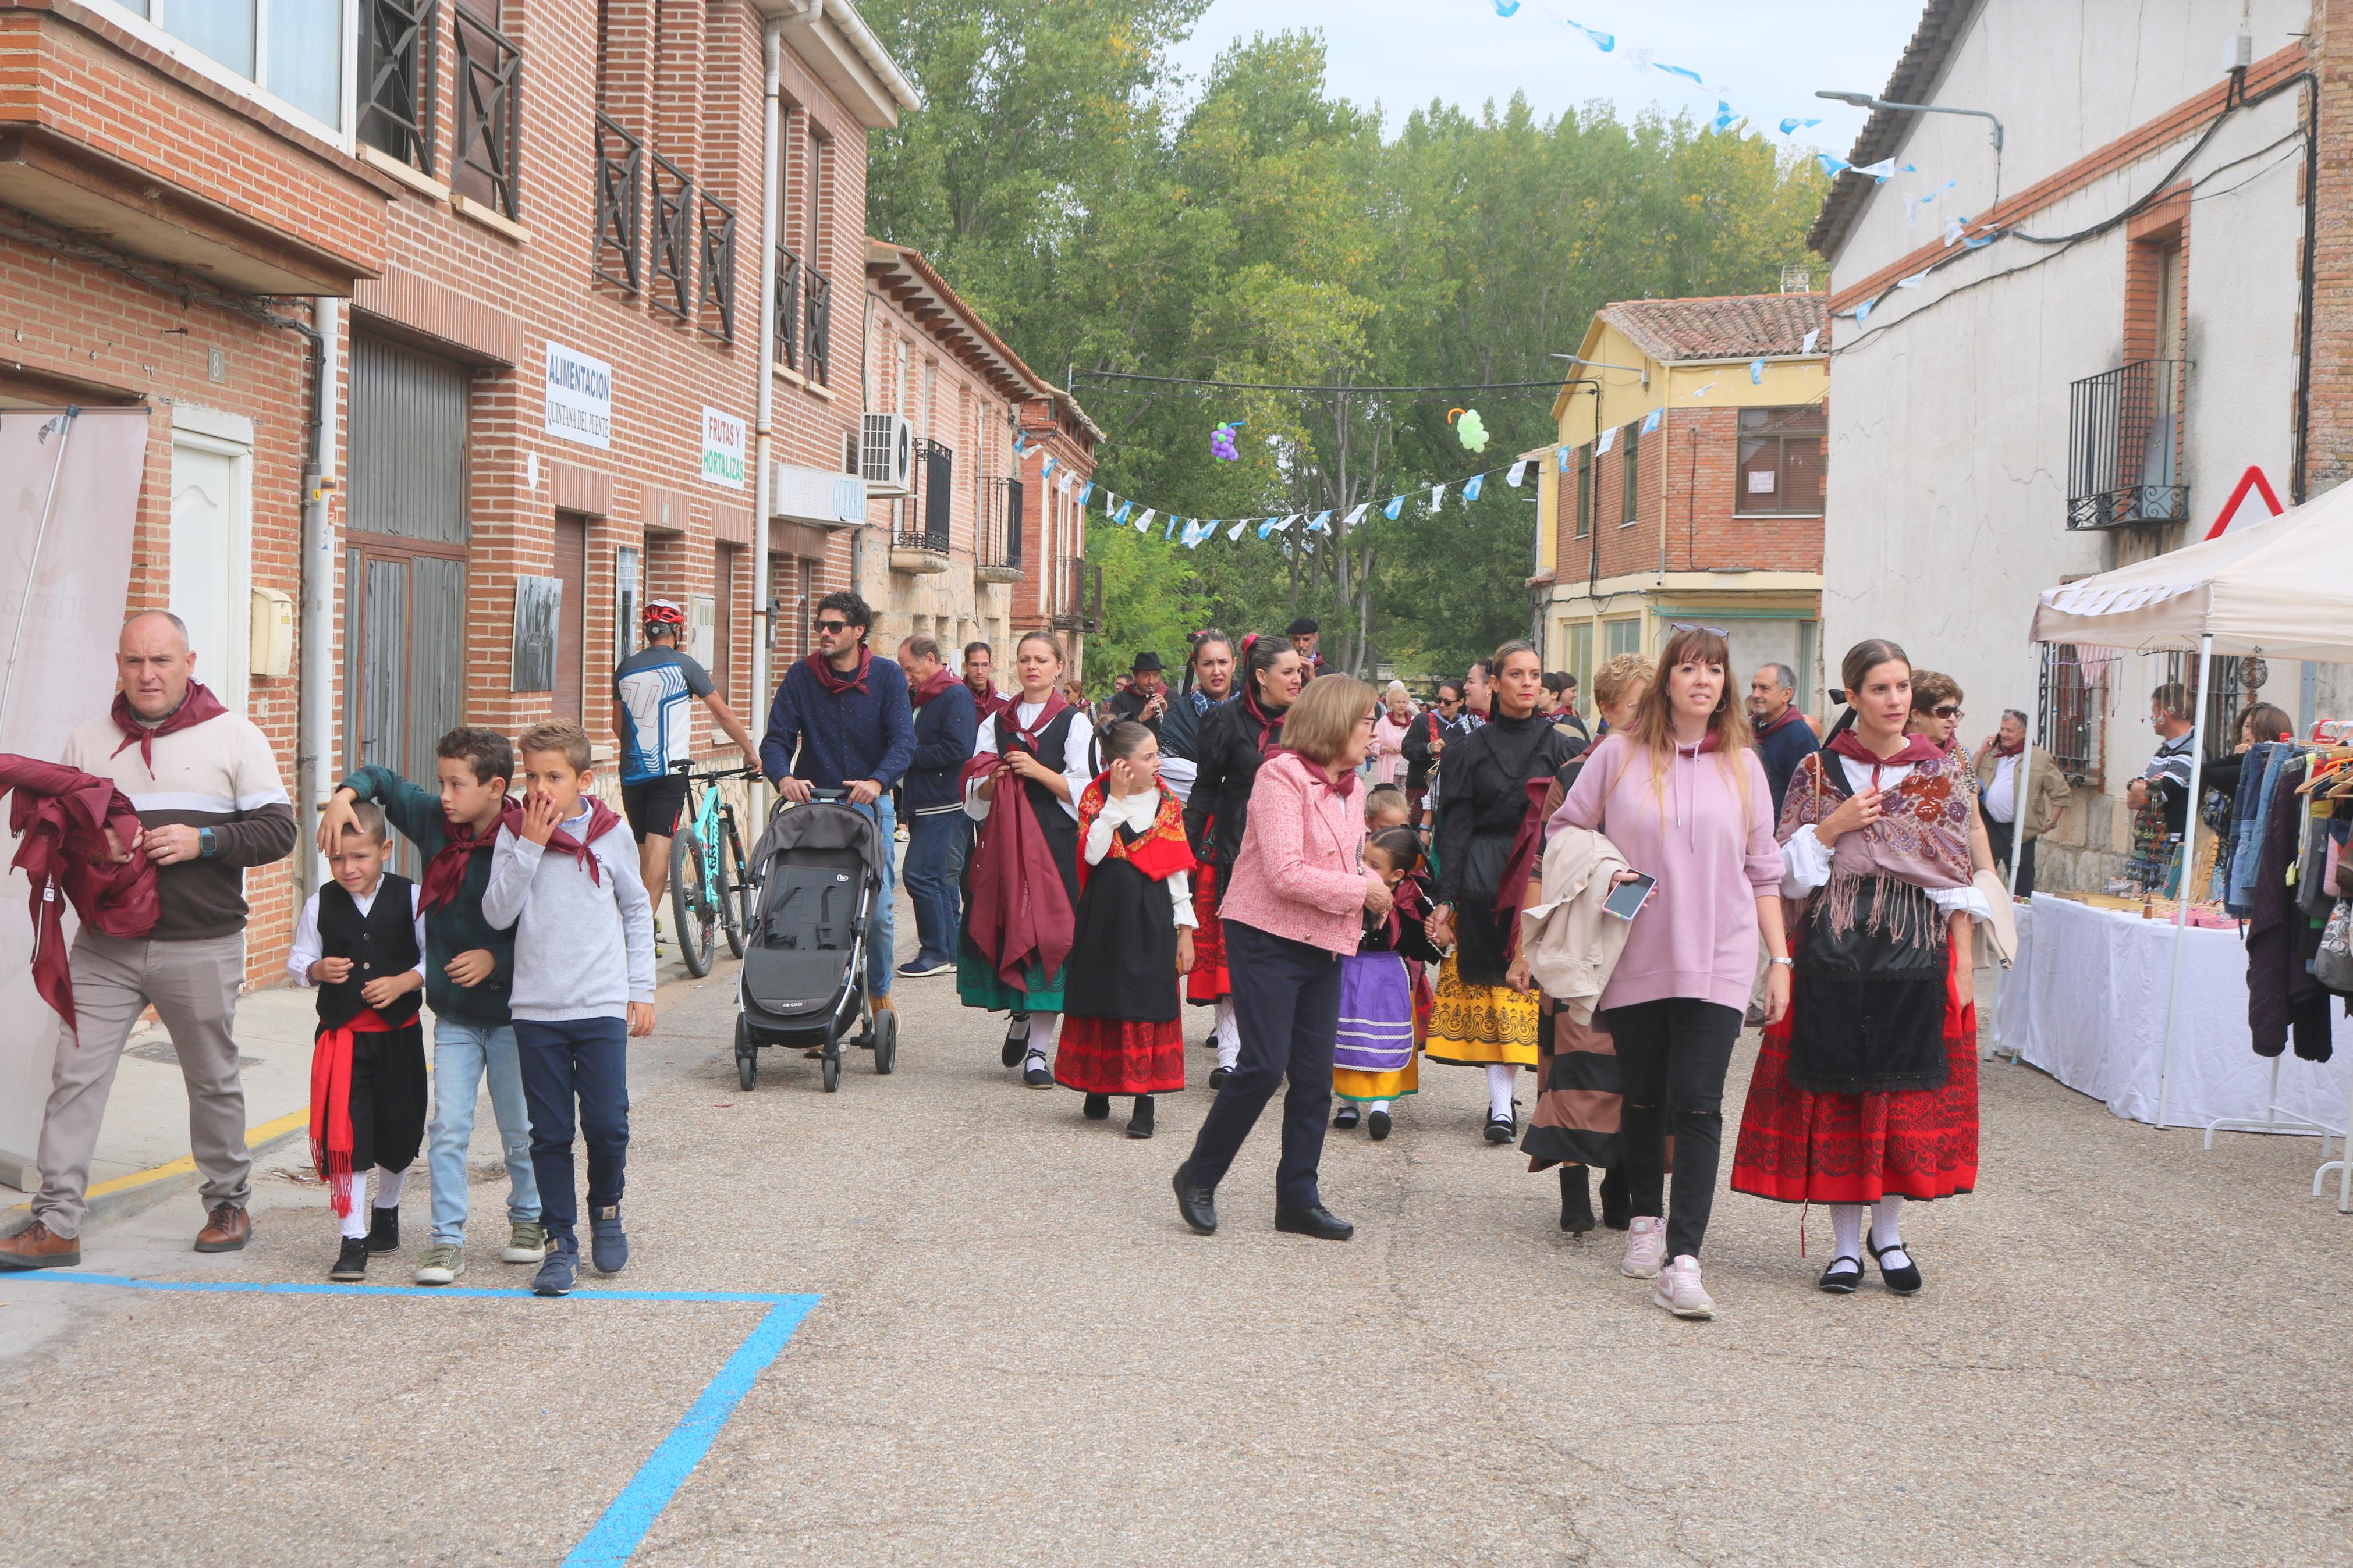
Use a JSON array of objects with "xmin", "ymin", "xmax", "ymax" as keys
[
  {"xmin": 502, "ymin": 1221, "xmax": 547, "ymax": 1264},
  {"xmin": 413, "ymin": 1242, "xmax": 464, "ymax": 1286},
  {"xmin": 1620, "ymin": 1216, "xmax": 1666, "ymax": 1279},
  {"xmin": 1654, "ymin": 1254, "xmax": 1717, "ymax": 1319},
  {"xmin": 590, "ymin": 1205, "xmax": 629, "ymax": 1275},
  {"xmin": 532, "ymin": 1235, "xmax": 579, "ymax": 1297}
]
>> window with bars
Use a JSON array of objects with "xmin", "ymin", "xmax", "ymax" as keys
[
  {"xmin": 648, "ymin": 150, "xmax": 692, "ymax": 320},
  {"xmin": 2152, "ymin": 649, "xmax": 2248, "ymax": 762},
  {"xmin": 592, "ymin": 112, "xmax": 640, "ymax": 293},
  {"xmin": 696, "ymin": 191, "xmax": 736, "ymax": 342},
  {"xmin": 1735, "ymin": 406, "xmax": 1826, "ymax": 514},
  {"xmin": 359, "ymin": 0, "xmax": 437, "ymax": 170},
  {"xmin": 2036, "ymin": 643, "xmax": 2109, "ymax": 788},
  {"xmin": 450, "ymin": 1, "xmax": 521, "ymax": 221}
]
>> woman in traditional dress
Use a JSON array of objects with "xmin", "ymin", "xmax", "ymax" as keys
[
  {"xmin": 1331, "ymin": 826, "xmax": 1442, "ymax": 1139},
  {"xmin": 961, "ymin": 631, "xmax": 1098, "ymax": 1088},
  {"xmin": 1054, "ymin": 721, "xmax": 1195, "ymax": 1139},
  {"xmin": 1166, "ymin": 632, "xmax": 1237, "ymax": 1054},
  {"xmin": 1184, "ymin": 634, "xmax": 1304, "ymax": 1087},
  {"xmin": 1425, "ymin": 641, "xmax": 1580, "ymax": 1144},
  {"xmin": 1732, "ymin": 638, "xmax": 1989, "ymax": 1297}
]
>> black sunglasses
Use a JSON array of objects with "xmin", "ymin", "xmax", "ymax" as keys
[{"xmin": 814, "ymin": 618, "xmax": 851, "ymax": 633}]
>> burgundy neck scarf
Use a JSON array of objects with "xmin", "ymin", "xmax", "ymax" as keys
[
  {"xmin": 419, "ymin": 805, "xmax": 516, "ymax": 912},
  {"xmin": 910, "ymin": 664, "xmax": 956, "ymax": 709},
  {"xmin": 110, "ymin": 681, "xmax": 228, "ymax": 769},
  {"xmin": 808, "ymin": 648, "xmax": 872, "ymax": 697},
  {"xmin": 499, "ymin": 796, "xmax": 624, "ymax": 884}
]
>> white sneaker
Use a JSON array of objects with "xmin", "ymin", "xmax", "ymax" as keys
[
  {"xmin": 1654, "ymin": 1254, "xmax": 1716, "ymax": 1319},
  {"xmin": 1620, "ymin": 1216, "xmax": 1666, "ymax": 1279}
]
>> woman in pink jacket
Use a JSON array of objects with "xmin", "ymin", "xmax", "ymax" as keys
[
  {"xmin": 1174, "ymin": 673, "xmax": 1389, "ymax": 1243},
  {"xmin": 1548, "ymin": 625, "xmax": 1790, "ymax": 1319}
]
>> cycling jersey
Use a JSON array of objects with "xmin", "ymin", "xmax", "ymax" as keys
[{"xmin": 612, "ymin": 646, "xmax": 715, "ymax": 785}]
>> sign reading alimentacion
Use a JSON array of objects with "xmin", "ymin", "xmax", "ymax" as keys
[
  {"xmin": 701, "ymin": 406, "xmax": 746, "ymax": 489},
  {"xmin": 544, "ymin": 342, "xmax": 613, "ymax": 450}
]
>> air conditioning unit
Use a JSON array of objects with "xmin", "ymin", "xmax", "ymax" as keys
[{"xmin": 860, "ymin": 412, "xmax": 914, "ymax": 495}]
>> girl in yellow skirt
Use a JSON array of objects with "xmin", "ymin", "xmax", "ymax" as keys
[{"xmin": 1332, "ymin": 828, "xmax": 1442, "ymax": 1139}]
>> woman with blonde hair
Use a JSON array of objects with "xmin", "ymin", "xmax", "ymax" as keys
[
  {"xmin": 1549, "ymin": 626, "xmax": 1789, "ymax": 1318},
  {"xmin": 1174, "ymin": 673, "xmax": 1388, "ymax": 1243},
  {"xmin": 1371, "ymin": 681, "xmax": 1414, "ymax": 786}
]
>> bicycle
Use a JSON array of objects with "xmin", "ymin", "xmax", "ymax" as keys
[{"xmin": 669, "ymin": 760, "xmax": 761, "ymax": 979}]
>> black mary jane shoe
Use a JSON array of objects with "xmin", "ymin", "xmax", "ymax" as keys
[
  {"xmin": 1867, "ymin": 1236, "xmax": 1923, "ymax": 1296},
  {"xmin": 1817, "ymin": 1253, "xmax": 1864, "ymax": 1294},
  {"xmin": 1002, "ymin": 1021, "xmax": 1029, "ymax": 1069},
  {"xmin": 1126, "ymin": 1096, "xmax": 1155, "ymax": 1139},
  {"xmin": 1599, "ymin": 1165, "xmax": 1631, "ymax": 1231},
  {"xmin": 1273, "ymin": 1204, "xmax": 1355, "ymax": 1242},
  {"xmin": 1083, "ymin": 1093, "xmax": 1111, "ymax": 1121},
  {"xmin": 1332, "ymin": 1104, "xmax": 1361, "ymax": 1131},
  {"xmin": 1482, "ymin": 1111, "xmax": 1516, "ymax": 1144},
  {"xmin": 1558, "ymin": 1166, "xmax": 1595, "ymax": 1234},
  {"xmin": 1172, "ymin": 1163, "xmax": 1218, "ymax": 1235},
  {"xmin": 1208, "ymin": 1065, "xmax": 1232, "ymax": 1090},
  {"xmin": 1367, "ymin": 1109, "xmax": 1392, "ymax": 1142}
]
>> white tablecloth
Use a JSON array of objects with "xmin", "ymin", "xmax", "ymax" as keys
[{"xmin": 1992, "ymin": 894, "xmax": 2353, "ymax": 1130}]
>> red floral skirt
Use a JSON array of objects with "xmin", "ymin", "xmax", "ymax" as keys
[
  {"xmin": 1730, "ymin": 934, "xmax": 1979, "ymax": 1204},
  {"xmin": 1186, "ymin": 863, "xmax": 1231, "ymax": 1005},
  {"xmin": 1053, "ymin": 1016, "xmax": 1187, "ymax": 1096}
]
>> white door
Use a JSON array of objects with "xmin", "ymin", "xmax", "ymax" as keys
[{"xmin": 169, "ymin": 431, "xmax": 251, "ymax": 711}]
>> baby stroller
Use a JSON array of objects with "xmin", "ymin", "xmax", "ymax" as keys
[{"xmin": 734, "ymin": 789, "xmax": 899, "ymax": 1092}]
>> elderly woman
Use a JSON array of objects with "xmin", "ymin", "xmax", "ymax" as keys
[
  {"xmin": 1371, "ymin": 681, "xmax": 1414, "ymax": 786},
  {"xmin": 1173, "ymin": 674, "xmax": 1388, "ymax": 1243}
]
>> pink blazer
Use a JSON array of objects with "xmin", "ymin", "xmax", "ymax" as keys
[{"xmin": 1214, "ymin": 752, "xmax": 1377, "ymax": 955}]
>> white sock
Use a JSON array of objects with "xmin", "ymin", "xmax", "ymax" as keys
[
  {"xmin": 1027, "ymin": 1011, "xmax": 1058, "ymax": 1044},
  {"xmin": 374, "ymin": 1166, "xmax": 406, "ymax": 1208},
  {"xmin": 335, "ymin": 1175, "xmax": 368, "ymax": 1239},
  {"xmin": 1871, "ymin": 1194, "xmax": 1908, "ymax": 1268},
  {"xmin": 1486, "ymin": 1063, "xmax": 1516, "ymax": 1119},
  {"xmin": 1370, "ymin": 1099, "xmax": 1390, "ymax": 1116},
  {"xmin": 1215, "ymin": 1000, "xmax": 1240, "ymax": 1070},
  {"xmin": 1829, "ymin": 1203, "xmax": 1864, "ymax": 1263}
]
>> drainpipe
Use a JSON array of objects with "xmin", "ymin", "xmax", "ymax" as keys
[
  {"xmin": 299, "ymin": 297, "xmax": 339, "ymax": 894},
  {"xmin": 751, "ymin": 20, "xmax": 783, "ymax": 808}
]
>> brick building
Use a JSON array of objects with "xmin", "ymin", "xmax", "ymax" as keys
[
  {"xmin": 0, "ymin": 0, "xmax": 919, "ymax": 979},
  {"xmin": 1533, "ymin": 293, "xmax": 1830, "ymax": 716}
]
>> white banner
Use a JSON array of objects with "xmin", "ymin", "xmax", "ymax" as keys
[
  {"xmin": 701, "ymin": 406, "xmax": 746, "ymax": 490},
  {"xmin": 544, "ymin": 341, "xmax": 613, "ymax": 450}
]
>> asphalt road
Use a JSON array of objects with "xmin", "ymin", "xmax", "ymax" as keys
[{"xmin": 3, "ymin": 903, "xmax": 2350, "ymax": 1566}]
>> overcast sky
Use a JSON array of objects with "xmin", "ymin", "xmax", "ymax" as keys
[{"xmin": 1167, "ymin": 1, "xmax": 1925, "ymax": 154}]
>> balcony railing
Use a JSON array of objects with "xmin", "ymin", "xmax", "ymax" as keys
[
  {"xmin": 977, "ymin": 477, "xmax": 1024, "ymax": 582},
  {"xmin": 2067, "ymin": 358, "xmax": 2189, "ymax": 529},
  {"xmin": 648, "ymin": 150, "xmax": 692, "ymax": 320},
  {"xmin": 451, "ymin": 7, "xmax": 522, "ymax": 221},
  {"xmin": 592, "ymin": 113, "xmax": 641, "ymax": 294},
  {"xmin": 804, "ymin": 271, "xmax": 832, "ymax": 385},
  {"xmin": 1052, "ymin": 556, "xmax": 1103, "ymax": 633},
  {"xmin": 358, "ymin": 0, "xmax": 438, "ymax": 175},
  {"xmin": 697, "ymin": 191, "xmax": 736, "ymax": 342},
  {"xmin": 773, "ymin": 244, "xmax": 802, "ymax": 372},
  {"xmin": 890, "ymin": 440, "xmax": 954, "ymax": 571}
]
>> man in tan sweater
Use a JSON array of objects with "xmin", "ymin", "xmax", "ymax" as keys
[{"xmin": 0, "ymin": 611, "xmax": 296, "ymax": 1268}]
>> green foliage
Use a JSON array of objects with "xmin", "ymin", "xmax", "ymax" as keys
[{"xmin": 860, "ymin": 5, "xmax": 1825, "ymax": 684}]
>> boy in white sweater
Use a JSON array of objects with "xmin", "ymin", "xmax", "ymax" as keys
[{"xmin": 481, "ymin": 720, "xmax": 657, "ymax": 1296}]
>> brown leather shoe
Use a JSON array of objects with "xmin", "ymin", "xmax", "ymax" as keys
[
  {"xmin": 193, "ymin": 1203, "xmax": 250, "ymax": 1253},
  {"xmin": 0, "ymin": 1219, "xmax": 81, "ymax": 1270}
]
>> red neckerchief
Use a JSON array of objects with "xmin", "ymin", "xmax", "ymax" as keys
[
  {"xmin": 1005, "ymin": 689, "xmax": 1069, "ymax": 749},
  {"xmin": 419, "ymin": 804, "xmax": 515, "ymax": 912},
  {"xmin": 311, "ymin": 1007, "xmax": 394, "ymax": 1217},
  {"xmin": 1075, "ymin": 776, "xmax": 1193, "ymax": 894},
  {"xmin": 1826, "ymin": 727, "xmax": 1944, "ymax": 788},
  {"xmin": 1240, "ymin": 682, "xmax": 1287, "ymax": 756},
  {"xmin": 910, "ymin": 664, "xmax": 957, "ymax": 709},
  {"xmin": 1993, "ymin": 735, "xmax": 2026, "ymax": 758},
  {"xmin": 498, "ymin": 796, "xmax": 624, "ymax": 884},
  {"xmin": 807, "ymin": 648, "xmax": 872, "ymax": 697},
  {"xmin": 1753, "ymin": 706, "xmax": 1806, "ymax": 740},
  {"xmin": 109, "ymin": 681, "xmax": 228, "ymax": 769},
  {"xmin": 1267, "ymin": 749, "xmax": 1361, "ymax": 801}
]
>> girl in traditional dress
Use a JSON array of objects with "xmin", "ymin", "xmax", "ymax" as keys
[
  {"xmin": 1732, "ymin": 639, "xmax": 1989, "ymax": 1297},
  {"xmin": 1052, "ymin": 721, "xmax": 1196, "ymax": 1139},
  {"xmin": 1185, "ymin": 634, "xmax": 1304, "ymax": 1087},
  {"xmin": 961, "ymin": 631, "xmax": 1098, "ymax": 1089},
  {"xmin": 1169, "ymin": 632, "xmax": 1237, "ymax": 1055},
  {"xmin": 1332, "ymin": 827, "xmax": 1442, "ymax": 1139},
  {"xmin": 1425, "ymin": 642, "xmax": 1580, "ymax": 1144}
]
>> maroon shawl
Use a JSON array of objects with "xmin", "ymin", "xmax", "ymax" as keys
[
  {"xmin": 960, "ymin": 692, "xmax": 1076, "ymax": 989},
  {"xmin": 1497, "ymin": 776, "xmax": 1555, "ymax": 959},
  {"xmin": 0, "ymin": 755, "xmax": 159, "ymax": 1029},
  {"xmin": 109, "ymin": 681, "xmax": 228, "ymax": 770},
  {"xmin": 419, "ymin": 805, "xmax": 515, "ymax": 912}
]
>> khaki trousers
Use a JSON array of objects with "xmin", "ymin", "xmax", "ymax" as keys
[{"xmin": 35, "ymin": 930, "xmax": 251, "ymax": 1239}]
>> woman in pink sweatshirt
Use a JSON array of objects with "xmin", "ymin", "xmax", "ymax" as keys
[
  {"xmin": 1548, "ymin": 625, "xmax": 1790, "ymax": 1319},
  {"xmin": 1174, "ymin": 673, "xmax": 1389, "ymax": 1244}
]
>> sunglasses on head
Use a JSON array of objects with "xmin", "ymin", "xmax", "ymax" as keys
[{"xmin": 1670, "ymin": 621, "xmax": 1730, "ymax": 637}]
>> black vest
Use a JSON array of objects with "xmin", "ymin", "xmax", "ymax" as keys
[{"xmin": 315, "ymin": 874, "xmax": 423, "ymax": 1030}]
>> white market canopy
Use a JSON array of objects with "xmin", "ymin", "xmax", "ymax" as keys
[{"xmin": 2027, "ymin": 477, "xmax": 2353, "ymax": 662}]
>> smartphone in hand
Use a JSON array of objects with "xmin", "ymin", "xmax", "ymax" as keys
[{"xmin": 1602, "ymin": 872, "xmax": 1659, "ymax": 922}]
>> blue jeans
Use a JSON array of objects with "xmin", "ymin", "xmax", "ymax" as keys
[
  {"xmin": 427, "ymin": 1018, "xmax": 539, "ymax": 1245},
  {"xmin": 849, "ymin": 796, "xmax": 896, "ymax": 997},
  {"xmin": 514, "ymin": 1017, "xmax": 629, "ymax": 1239},
  {"xmin": 902, "ymin": 809, "xmax": 966, "ymax": 966}
]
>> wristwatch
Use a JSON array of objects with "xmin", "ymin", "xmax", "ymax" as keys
[
  {"xmin": 197, "ymin": 827, "xmax": 217, "ymax": 858},
  {"xmin": 1767, "ymin": 955, "xmax": 1793, "ymax": 968}
]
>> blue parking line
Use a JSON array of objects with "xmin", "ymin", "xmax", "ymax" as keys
[{"xmin": 20, "ymin": 1270, "xmax": 821, "ymax": 1563}]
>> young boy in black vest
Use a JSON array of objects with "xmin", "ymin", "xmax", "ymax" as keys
[{"xmin": 289, "ymin": 801, "xmax": 428, "ymax": 1281}]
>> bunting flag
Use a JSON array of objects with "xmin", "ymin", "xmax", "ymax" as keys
[
  {"xmin": 1853, "ymin": 298, "xmax": 1875, "ymax": 326},
  {"xmin": 1557, "ymin": 448, "xmax": 1573, "ymax": 473},
  {"xmin": 1163, "ymin": 514, "xmax": 1179, "ymax": 540},
  {"xmin": 1057, "ymin": 470, "xmax": 1075, "ymax": 495},
  {"xmin": 1013, "ymin": 433, "xmax": 1028, "ymax": 458},
  {"xmin": 1076, "ymin": 481, "xmax": 1094, "ymax": 506},
  {"xmin": 1429, "ymin": 483, "xmax": 1446, "ymax": 511},
  {"xmin": 1777, "ymin": 116, "xmax": 1822, "ymax": 136},
  {"xmin": 1816, "ymin": 153, "xmax": 1850, "ymax": 178},
  {"xmin": 1897, "ymin": 271, "xmax": 1928, "ymax": 289},
  {"xmin": 1507, "ymin": 460, "xmax": 1528, "ymax": 487},
  {"xmin": 1749, "ymin": 358, "xmax": 1766, "ymax": 384},
  {"xmin": 1690, "ymin": 379, "xmax": 1717, "ymax": 399},
  {"xmin": 1040, "ymin": 454, "xmax": 1057, "ymax": 481},
  {"xmin": 1562, "ymin": 19, "xmax": 1612, "ymax": 49},
  {"xmin": 1307, "ymin": 509, "xmax": 1333, "ymax": 533},
  {"xmin": 1653, "ymin": 62, "xmax": 1704, "ymax": 86},
  {"xmin": 1801, "ymin": 328, "xmax": 1820, "ymax": 354},
  {"xmin": 1595, "ymin": 426, "xmax": 1617, "ymax": 455},
  {"xmin": 1491, "ymin": 0, "xmax": 1520, "ymax": 13},
  {"xmin": 1135, "ymin": 506, "xmax": 1155, "ymax": 534},
  {"xmin": 1460, "ymin": 474, "xmax": 1485, "ymax": 504},
  {"xmin": 1639, "ymin": 407, "xmax": 1662, "ymax": 435},
  {"xmin": 1227, "ymin": 519, "xmax": 1248, "ymax": 541},
  {"xmin": 1385, "ymin": 495, "xmax": 1405, "ymax": 519},
  {"xmin": 1113, "ymin": 500, "xmax": 1133, "ymax": 525},
  {"xmin": 1712, "ymin": 101, "xmax": 1740, "ymax": 134},
  {"xmin": 1341, "ymin": 501, "xmax": 1371, "ymax": 528}
]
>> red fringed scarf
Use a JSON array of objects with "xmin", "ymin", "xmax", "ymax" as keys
[
  {"xmin": 0, "ymin": 755, "xmax": 159, "ymax": 1030},
  {"xmin": 419, "ymin": 805, "xmax": 514, "ymax": 912},
  {"xmin": 311, "ymin": 1008, "xmax": 393, "ymax": 1215},
  {"xmin": 961, "ymin": 694, "xmax": 1077, "ymax": 989},
  {"xmin": 498, "ymin": 795, "xmax": 624, "ymax": 884},
  {"xmin": 1074, "ymin": 776, "xmax": 1193, "ymax": 894},
  {"xmin": 109, "ymin": 681, "xmax": 228, "ymax": 770},
  {"xmin": 807, "ymin": 648, "xmax": 872, "ymax": 696}
]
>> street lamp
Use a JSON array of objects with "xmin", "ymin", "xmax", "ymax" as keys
[
  {"xmin": 1816, "ymin": 89, "xmax": 2003, "ymax": 151},
  {"xmin": 1548, "ymin": 351, "xmax": 1649, "ymax": 390}
]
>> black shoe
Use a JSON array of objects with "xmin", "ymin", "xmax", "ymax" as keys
[
  {"xmin": 1002, "ymin": 1021, "xmax": 1028, "ymax": 1068},
  {"xmin": 1208, "ymin": 1065, "xmax": 1232, "ymax": 1090},
  {"xmin": 1274, "ymin": 1204, "xmax": 1354, "ymax": 1241},
  {"xmin": 1599, "ymin": 1165, "xmax": 1631, "ymax": 1231},
  {"xmin": 1483, "ymin": 1111, "xmax": 1515, "ymax": 1144},
  {"xmin": 1083, "ymin": 1092, "xmax": 1111, "ymax": 1121},
  {"xmin": 1868, "ymin": 1235, "xmax": 1923, "ymax": 1295},
  {"xmin": 1024, "ymin": 1055, "xmax": 1053, "ymax": 1089},
  {"xmin": 1127, "ymin": 1096, "xmax": 1155, "ymax": 1139},
  {"xmin": 1172, "ymin": 1162, "xmax": 1217, "ymax": 1235},
  {"xmin": 365, "ymin": 1205, "xmax": 400, "ymax": 1254},
  {"xmin": 1818, "ymin": 1254, "xmax": 1864, "ymax": 1294},
  {"xmin": 1558, "ymin": 1165, "xmax": 1595, "ymax": 1234},
  {"xmin": 330, "ymin": 1237, "xmax": 368, "ymax": 1281},
  {"xmin": 1332, "ymin": 1104, "xmax": 1361, "ymax": 1130},
  {"xmin": 1367, "ymin": 1109, "xmax": 1392, "ymax": 1142}
]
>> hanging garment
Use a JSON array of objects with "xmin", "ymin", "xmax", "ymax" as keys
[{"xmin": 0, "ymin": 755, "xmax": 161, "ymax": 1028}]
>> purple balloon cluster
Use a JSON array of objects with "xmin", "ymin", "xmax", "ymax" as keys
[{"xmin": 1210, "ymin": 422, "xmax": 1241, "ymax": 461}]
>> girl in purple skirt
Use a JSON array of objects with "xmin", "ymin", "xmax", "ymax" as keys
[{"xmin": 1332, "ymin": 828, "xmax": 1442, "ymax": 1140}]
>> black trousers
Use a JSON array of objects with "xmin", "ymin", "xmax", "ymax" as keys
[
  {"xmin": 1183, "ymin": 919, "xmax": 1341, "ymax": 1209},
  {"xmin": 1600, "ymin": 997, "xmax": 1741, "ymax": 1260},
  {"xmin": 1985, "ymin": 816, "xmax": 2038, "ymax": 898}
]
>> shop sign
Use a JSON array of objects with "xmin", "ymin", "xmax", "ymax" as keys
[
  {"xmin": 544, "ymin": 342, "xmax": 613, "ymax": 449},
  {"xmin": 701, "ymin": 406, "xmax": 746, "ymax": 489}
]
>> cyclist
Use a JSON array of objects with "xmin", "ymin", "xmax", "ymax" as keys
[{"xmin": 613, "ymin": 599, "xmax": 761, "ymax": 921}]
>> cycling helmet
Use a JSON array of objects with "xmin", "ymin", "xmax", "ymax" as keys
[{"xmin": 643, "ymin": 598, "xmax": 686, "ymax": 632}]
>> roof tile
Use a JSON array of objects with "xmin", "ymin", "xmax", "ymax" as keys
[{"xmin": 1597, "ymin": 293, "xmax": 1831, "ymax": 362}]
